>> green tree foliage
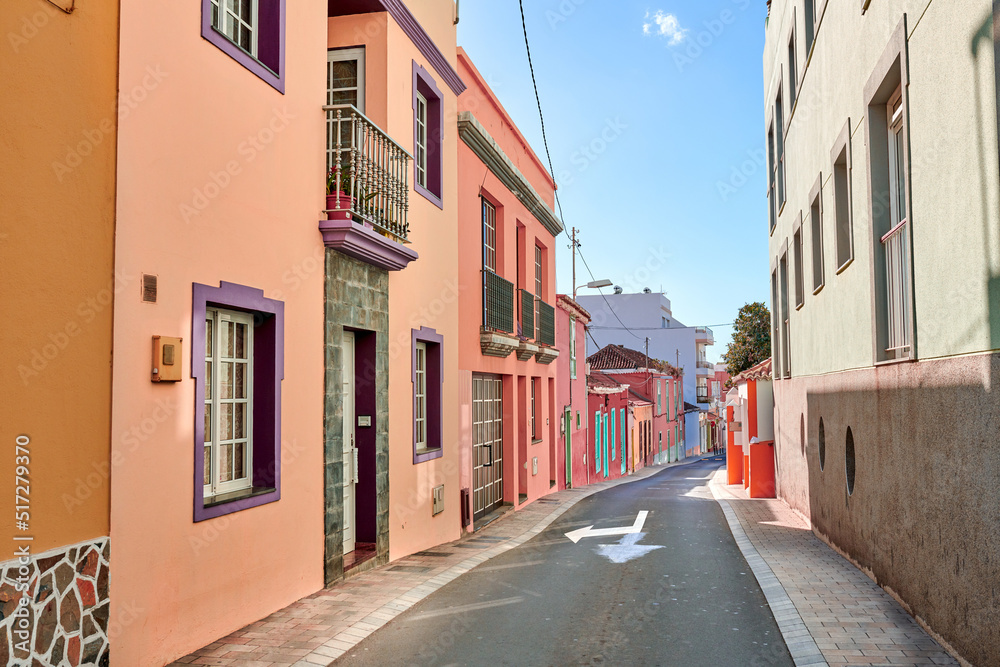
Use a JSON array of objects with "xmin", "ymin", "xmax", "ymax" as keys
[{"xmin": 722, "ymin": 302, "xmax": 771, "ymax": 379}]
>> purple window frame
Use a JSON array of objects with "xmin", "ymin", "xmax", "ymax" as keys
[
  {"xmin": 412, "ymin": 61, "xmax": 444, "ymax": 209},
  {"xmin": 412, "ymin": 327, "xmax": 444, "ymax": 463},
  {"xmin": 192, "ymin": 281, "xmax": 285, "ymax": 522},
  {"xmin": 201, "ymin": 0, "xmax": 286, "ymax": 94}
]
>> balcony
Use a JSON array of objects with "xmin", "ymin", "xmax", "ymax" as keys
[
  {"xmin": 319, "ymin": 105, "xmax": 417, "ymax": 271},
  {"xmin": 535, "ymin": 299, "xmax": 558, "ymax": 364},
  {"xmin": 695, "ymin": 327, "xmax": 714, "ymax": 345},
  {"xmin": 696, "ymin": 390, "xmax": 710, "ymax": 404},
  {"xmin": 519, "ymin": 289, "xmax": 535, "ymax": 340},
  {"xmin": 481, "ymin": 270, "xmax": 518, "ymax": 358},
  {"xmin": 696, "ymin": 360, "xmax": 714, "ymax": 376}
]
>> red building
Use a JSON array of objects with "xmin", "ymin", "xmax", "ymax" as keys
[
  {"xmin": 587, "ymin": 344, "xmax": 683, "ymax": 468},
  {"xmin": 587, "ymin": 372, "xmax": 630, "ymax": 481}
]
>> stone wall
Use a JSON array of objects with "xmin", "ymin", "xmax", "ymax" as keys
[
  {"xmin": 0, "ymin": 538, "xmax": 110, "ymax": 667},
  {"xmin": 324, "ymin": 249, "xmax": 390, "ymax": 585}
]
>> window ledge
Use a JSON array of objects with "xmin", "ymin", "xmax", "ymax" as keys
[
  {"xmin": 812, "ymin": 283, "xmax": 825, "ymax": 296},
  {"xmin": 874, "ymin": 355, "xmax": 916, "ymax": 367},
  {"xmin": 414, "ymin": 446, "xmax": 443, "ymax": 464},
  {"xmin": 795, "ymin": 302, "xmax": 804, "ymax": 311},
  {"xmin": 778, "ymin": 201, "xmax": 787, "ymax": 217},
  {"xmin": 532, "ymin": 438, "xmax": 543, "ymax": 445},
  {"xmin": 835, "ymin": 257, "xmax": 854, "ymax": 275},
  {"xmin": 203, "ymin": 486, "xmax": 277, "ymax": 510}
]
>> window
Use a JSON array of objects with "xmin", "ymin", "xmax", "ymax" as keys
[
  {"xmin": 788, "ymin": 32, "xmax": 797, "ymax": 109},
  {"xmin": 864, "ymin": 20, "xmax": 913, "ymax": 362},
  {"xmin": 768, "ymin": 122, "xmax": 777, "ymax": 231},
  {"xmin": 576, "ymin": 411, "xmax": 580, "ymax": 429},
  {"xmin": 611, "ymin": 409, "xmax": 616, "ymax": 461},
  {"xmin": 412, "ymin": 62, "xmax": 443, "ymax": 207},
  {"xmin": 810, "ymin": 176, "xmax": 825, "ymax": 292},
  {"xmin": 569, "ymin": 317, "xmax": 577, "ymax": 379},
  {"xmin": 780, "ymin": 250, "xmax": 791, "ymax": 377},
  {"xmin": 202, "ymin": 0, "xmax": 284, "ymax": 92},
  {"xmin": 412, "ymin": 327, "xmax": 444, "ymax": 462},
  {"xmin": 327, "ymin": 48, "xmax": 366, "ymax": 174},
  {"xmin": 212, "ymin": 0, "xmax": 256, "ymax": 55},
  {"xmin": 415, "ymin": 91, "xmax": 428, "ymax": 189},
  {"xmin": 776, "ymin": 87, "xmax": 786, "ymax": 209},
  {"xmin": 771, "ymin": 267, "xmax": 781, "ymax": 378},
  {"xmin": 793, "ymin": 221, "xmax": 805, "ymax": 309},
  {"xmin": 832, "ymin": 120, "xmax": 853, "ymax": 271},
  {"xmin": 534, "ymin": 244, "xmax": 543, "ymax": 330},
  {"xmin": 482, "ymin": 198, "xmax": 497, "ymax": 273},
  {"xmin": 594, "ymin": 412, "xmax": 601, "ymax": 473},
  {"xmin": 192, "ymin": 281, "xmax": 284, "ymax": 522},
  {"xmin": 804, "ymin": 0, "xmax": 816, "ymax": 54},
  {"xmin": 414, "ymin": 342, "xmax": 427, "ymax": 449},
  {"xmin": 204, "ymin": 308, "xmax": 254, "ymax": 498},
  {"xmin": 531, "ymin": 378, "xmax": 537, "ymax": 440},
  {"xmin": 656, "ymin": 381, "xmax": 662, "ymax": 413}
]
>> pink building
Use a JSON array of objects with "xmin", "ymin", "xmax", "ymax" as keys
[
  {"xmin": 109, "ymin": 1, "xmax": 462, "ymax": 663},
  {"xmin": 556, "ymin": 296, "xmax": 590, "ymax": 489},
  {"xmin": 456, "ymin": 49, "xmax": 563, "ymax": 529}
]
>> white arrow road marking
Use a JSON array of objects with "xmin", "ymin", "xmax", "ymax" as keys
[
  {"xmin": 564, "ymin": 510, "xmax": 649, "ymax": 543},
  {"xmin": 595, "ymin": 532, "xmax": 665, "ymax": 564}
]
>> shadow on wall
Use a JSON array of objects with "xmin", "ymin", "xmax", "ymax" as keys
[
  {"xmin": 971, "ymin": 8, "xmax": 1000, "ymax": 348},
  {"xmin": 799, "ymin": 357, "xmax": 1000, "ymax": 667}
]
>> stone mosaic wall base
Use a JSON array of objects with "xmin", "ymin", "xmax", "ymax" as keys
[{"xmin": 0, "ymin": 537, "xmax": 110, "ymax": 667}]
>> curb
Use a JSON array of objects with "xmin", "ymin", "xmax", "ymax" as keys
[
  {"xmin": 296, "ymin": 454, "xmax": 718, "ymax": 666},
  {"xmin": 709, "ymin": 471, "xmax": 828, "ymax": 667}
]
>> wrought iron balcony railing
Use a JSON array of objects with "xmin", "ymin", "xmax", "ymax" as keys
[
  {"xmin": 696, "ymin": 390, "xmax": 710, "ymax": 403},
  {"xmin": 483, "ymin": 269, "xmax": 514, "ymax": 334},
  {"xmin": 519, "ymin": 289, "xmax": 535, "ymax": 340},
  {"xmin": 325, "ymin": 104, "xmax": 411, "ymax": 241},
  {"xmin": 696, "ymin": 360, "xmax": 713, "ymax": 369},
  {"xmin": 538, "ymin": 299, "xmax": 555, "ymax": 347}
]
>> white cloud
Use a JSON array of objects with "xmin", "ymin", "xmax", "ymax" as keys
[{"xmin": 643, "ymin": 10, "xmax": 687, "ymax": 46}]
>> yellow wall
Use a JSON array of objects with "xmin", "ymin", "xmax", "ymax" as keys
[{"xmin": 0, "ymin": 0, "xmax": 119, "ymax": 552}]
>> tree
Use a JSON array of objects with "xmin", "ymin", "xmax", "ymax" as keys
[{"xmin": 722, "ymin": 302, "xmax": 771, "ymax": 378}]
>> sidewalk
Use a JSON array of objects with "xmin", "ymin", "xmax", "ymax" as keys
[
  {"xmin": 169, "ymin": 454, "xmax": 718, "ymax": 667},
  {"xmin": 709, "ymin": 471, "xmax": 960, "ymax": 667}
]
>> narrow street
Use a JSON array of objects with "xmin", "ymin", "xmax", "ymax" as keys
[{"xmin": 337, "ymin": 458, "xmax": 792, "ymax": 666}]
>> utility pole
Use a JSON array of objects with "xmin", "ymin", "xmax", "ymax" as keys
[{"xmin": 570, "ymin": 227, "xmax": 579, "ymax": 299}]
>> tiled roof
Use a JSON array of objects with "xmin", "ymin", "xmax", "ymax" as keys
[
  {"xmin": 683, "ymin": 402, "xmax": 700, "ymax": 412},
  {"xmin": 628, "ymin": 388, "xmax": 652, "ymax": 404},
  {"xmin": 556, "ymin": 294, "xmax": 591, "ymax": 321},
  {"xmin": 587, "ymin": 371, "xmax": 628, "ymax": 394},
  {"xmin": 587, "ymin": 344, "xmax": 681, "ymax": 377},
  {"xmin": 732, "ymin": 358, "xmax": 773, "ymax": 384}
]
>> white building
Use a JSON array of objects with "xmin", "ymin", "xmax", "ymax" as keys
[{"xmin": 577, "ymin": 290, "xmax": 713, "ymax": 457}]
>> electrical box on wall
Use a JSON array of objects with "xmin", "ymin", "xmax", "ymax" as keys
[
  {"xmin": 152, "ymin": 336, "xmax": 183, "ymax": 382},
  {"xmin": 432, "ymin": 484, "xmax": 444, "ymax": 515},
  {"xmin": 532, "ymin": 457, "xmax": 538, "ymax": 475}
]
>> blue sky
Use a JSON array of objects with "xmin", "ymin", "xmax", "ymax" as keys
[{"xmin": 457, "ymin": 0, "xmax": 769, "ymax": 362}]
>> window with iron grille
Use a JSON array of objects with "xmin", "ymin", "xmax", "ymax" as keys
[
  {"xmin": 531, "ymin": 379, "xmax": 537, "ymax": 440},
  {"xmin": 534, "ymin": 245, "xmax": 542, "ymax": 335}
]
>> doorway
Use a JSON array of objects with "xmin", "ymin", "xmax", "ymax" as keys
[{"xmin": 473, "ymin": 374, "xmax": 504, "ymax": 521}]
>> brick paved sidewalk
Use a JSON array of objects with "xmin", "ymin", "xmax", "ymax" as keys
[
  {"xmin": 710, "ymin": 471, "xmax": 960, "ymax": 667},
  {"xmin": 170, "ymin": 454, "xmax": 718, "ymax": 667}
]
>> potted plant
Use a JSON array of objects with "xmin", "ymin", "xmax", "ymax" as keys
[{"xmin": 325, "ymin": 167, "xmax": 354, "ymax": 220}]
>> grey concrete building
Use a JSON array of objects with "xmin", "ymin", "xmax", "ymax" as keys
[{"xmin": 764, "ymin": 1, "xmax": 1000, "ymax": 663}]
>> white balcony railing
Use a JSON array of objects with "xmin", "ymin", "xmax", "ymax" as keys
[
  {"xmin": 325, "ymin": 104, "xmax": 412, "ymax": 241},
  {"xmin": 882, "ymin": 218, "xmax": 910, "ymax": 357}
]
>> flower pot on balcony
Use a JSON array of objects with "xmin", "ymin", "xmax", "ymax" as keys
[{"xmin": 326, "ymin": 192, "xmax": 354, "ymax": 220}]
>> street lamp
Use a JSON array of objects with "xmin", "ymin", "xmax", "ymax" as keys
[{"xmin": 573, "ymin": 278, "xmax": 612, "ymax": 299}]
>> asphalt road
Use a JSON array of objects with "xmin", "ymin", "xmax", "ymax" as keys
[{"xmin": 337, "ymin": 457, "xmax": 793, "ymax": 667}]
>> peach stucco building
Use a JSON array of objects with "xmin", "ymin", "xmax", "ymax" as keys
[
  {"xmin": 556, "ymin": 296, "xmax": 590, "ymax": 490},
  {"xmin": 456, "ymin": 49, "xmax": 563, "ymax": 528},
  {"xmin": 107, "ymin": 0, "xmax": 463, "ymax": 664}
]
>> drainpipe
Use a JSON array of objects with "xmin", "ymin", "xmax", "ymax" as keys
[{"xmin": 454, "ymin": 0, "xmax": 460, "ymax": 25}]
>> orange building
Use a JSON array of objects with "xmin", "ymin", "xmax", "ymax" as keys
[
  {"xmin": 456, "ymin": 49, "xmax": 563, "ymax": 529},
  {"xmin": 1, "ymin": 2, "xmax": 119, "ymax": 665}
]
